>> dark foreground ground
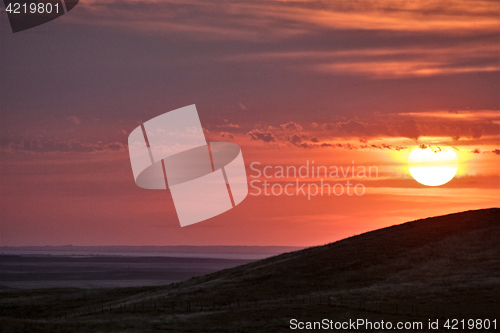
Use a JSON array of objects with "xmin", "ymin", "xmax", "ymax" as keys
[{"xmin": 1, "ymin": 208, "xmax": 499, "ymax": 332}]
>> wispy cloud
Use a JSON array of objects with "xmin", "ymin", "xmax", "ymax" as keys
[
  {"xmin": 0, "ymin": 138, "xmax": 127, "ymax": 154},
  {"xmin": 71, "ymin": 0, "xmax": 500, "ymax": 40},
  {"xmin": 223, "ymin": 42, "xmax": 500, "ymax": 78},
  {"xmin": 67, "ymin": 116, "xmax": 81, "ymax": 125}
]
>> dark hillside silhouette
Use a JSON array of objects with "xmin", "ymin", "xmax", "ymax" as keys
[{"xmin": 1, "ymin": 208, "xmax": 499, "ymax": 332}]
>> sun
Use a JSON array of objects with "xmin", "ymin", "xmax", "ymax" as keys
[{"xmin": 408, "ymin": 146, "xmax": 459, "ymax": 186}]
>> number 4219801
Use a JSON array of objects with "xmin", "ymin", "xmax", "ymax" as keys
[
  {"xmin": 444, "ymin": 319, "xmax": 496, "ymax": 330},
  {"xmin": 5, "ymin": 2, "xmax": 61, "ymax": 14}
]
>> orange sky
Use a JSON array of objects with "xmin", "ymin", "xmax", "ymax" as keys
[{"xmin": 0, "ymin": 0, "xmax": 499, "ymax": 246}]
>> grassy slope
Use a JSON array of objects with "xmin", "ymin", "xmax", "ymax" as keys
[{"xmin": 1, "ymin": 208, "xmax": 499, "ymax": 332}]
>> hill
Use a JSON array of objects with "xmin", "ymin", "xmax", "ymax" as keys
[{"xmin": 1, "ymin": 208, "xmax": 499, "ymax": 332}]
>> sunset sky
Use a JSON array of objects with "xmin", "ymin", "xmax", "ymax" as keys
[{"xmin": 1, "ymin": 0, "xmax": 499, "ymax": 246}]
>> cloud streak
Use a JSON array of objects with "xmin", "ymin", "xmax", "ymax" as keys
[
  {"xmin": 73, "ymin": 0, "xmax": 500, "ymax": 41},
  {"xmin": 0, "ymin": 138, "xmax": 127, "ymax": 154},
  {"xmin": 223, "ymin": 42, "xmax": 500, "ymax": 78}
]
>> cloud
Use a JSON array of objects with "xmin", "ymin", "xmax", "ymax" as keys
[
  {"xmin": 67, "ymin": 116, "xmax": 81, "ymax": 125},
  {"xmin": 469, "ymin": 125, "xmax": 485, "ymax": 139},
  {"xmin": 0, "ymin": 138, "xmax": 127, "ymax": 154},
  {"xmin": 218, "ymin": 123, "xmax": 240, "ymax": 128},
  {"xmin": 343, "ymin": 143, "xmax": 358, "ymax": 150},
  {"xmin": 220, "ymin": 132, "xmax": 234, "ymax": 139},
  {"xmin": 74, "ymin": 0, "xmax": 500, "ymax": 42},
  {"xmin": 450, "ymin": 127, "xmax": 461, "ymax": 141},
  {"xmin": 290, "ymin": 134, "xmax": 302, "ymax": 145},
  {"xmin": 280, "ymin": 122, "xmax": 303, "ymax": 132},
  {"xmin": 313, "ymin": 59, "xmax": 499, "ymax": 79},
  {"xmin": 239, "ymin": 103, "xmax": 246, "ymax": 111},
  {"xmin": 318, "ymin": 142, "xmax": 356, "ymax": 150},
  {"xmin": 312, "ymin": 111, "xmax": 498, "ymax": 142},
  {"xmin": 247, "ymin": 129, "xmax": 276, "ymax": 142},
  {"xmin": 289, "ymin": 133, "xmax": 309, "ymax": 146},
  {"xmin": 359, "ymin": 144, "xmax": 408, "ymax": 151},
  {"xmin": 241, "ymin": 111, "xmax": 498, "ymax": 149},
  {"xmin": 492, "ymin": 149, "xmax": 500, "ymax": 155},
  {"xmin": 336, "ymin": 119, "xmax": 367, "ymax": 135},
  {"xmin": 224, "ymin": 41, "xmax": 499, "ymax": 78},
  {"xmin": 390, "ymin": 118, "xmax": 420, "ymax": 141},
  {"xmin": 471, "ymin": 148, "xmax": 481, "ymax": 154},
  {"xmin": 242, "ymin": 112, "xmax": 495, "ymax": 151},
  {"xmin": 318, "ymin": 116, "xmax": 420, "ymax": 140}
]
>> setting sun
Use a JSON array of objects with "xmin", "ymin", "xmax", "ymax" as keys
[{"xmin": 408, "ymin": 146, "xmax": 459, "ymax": 186}]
